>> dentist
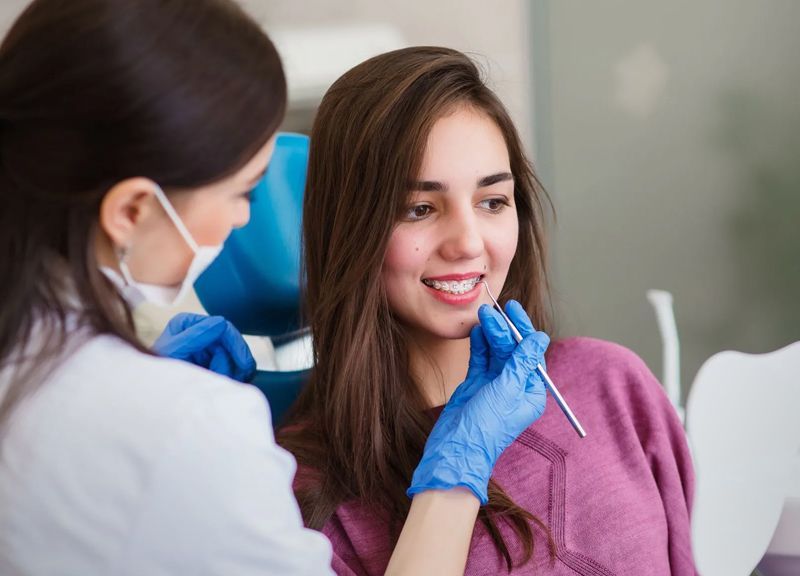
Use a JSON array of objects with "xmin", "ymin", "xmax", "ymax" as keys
[{"xmin": 0, "ymin": 1, "xmax": 551, "ymax": 574}]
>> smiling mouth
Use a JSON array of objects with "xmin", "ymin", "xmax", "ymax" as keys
[{"xmin": 421, "ymin": 274, "xmax": 484, "ymax": 295}]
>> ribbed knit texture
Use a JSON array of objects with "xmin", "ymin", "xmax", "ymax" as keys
[{"xmin": 297, "ymin": 337, "xmax": 698, "ymax": 575}]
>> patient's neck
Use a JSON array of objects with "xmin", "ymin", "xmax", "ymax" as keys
[{"xmin": 408, "ymin": 334, "xmax": 471, "ymax": 408}]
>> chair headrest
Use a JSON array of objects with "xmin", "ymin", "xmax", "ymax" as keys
[{"xmin": 194, "ymin": 132, "xmax": 309, "ymax": 337}]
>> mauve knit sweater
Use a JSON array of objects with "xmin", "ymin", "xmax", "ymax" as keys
[{"xmin": 296, "ymin": 337, "xmax": 698, "ymax": 575}]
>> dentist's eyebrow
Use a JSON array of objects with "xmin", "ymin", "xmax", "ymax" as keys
[
  {"xmin": 245, "ymin": 164, "xmax": 270, "ymax": 187},
  {"xmin": 409, "ymin": 171, "xmax": 513, "ymax": 192}
]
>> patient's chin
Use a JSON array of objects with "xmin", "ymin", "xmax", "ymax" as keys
[
  {"xmin": 401, "ymin": 319, "xmax": 474, "ymax": 345},
  {"xmin": 426, "ymin": 322, "xmax": 474, "ymax": 342}
]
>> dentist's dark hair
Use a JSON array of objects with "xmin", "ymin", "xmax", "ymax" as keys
[
  {"xmin": 279, "ymin": 47, "xmax": 555, "ymax": 571},
  {"xmin": 0, "ymin": 0, "xmax": 286, "ymax": 423}
]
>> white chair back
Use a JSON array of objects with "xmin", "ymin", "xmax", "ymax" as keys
[{"xmin": 686, "ymin": 341, "xmax": 800, "ymax": 576}]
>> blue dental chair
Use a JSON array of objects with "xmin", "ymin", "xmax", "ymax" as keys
[{"xmin": 194, "ymin": 132, "xmax": 311, "ymax": 427}]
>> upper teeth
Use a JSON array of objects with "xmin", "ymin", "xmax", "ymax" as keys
[{"xmin": 423, "ymin": 276, "xmax": 481, "ymax": 294}]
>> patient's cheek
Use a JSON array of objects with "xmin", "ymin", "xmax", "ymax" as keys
[
  {"xmin": 490, "ymin": 218, "xmax": 519, "ymax": 273},
  {"xmin": 383, "ymin": 228, "xmax": 424, "ymax": 279}
]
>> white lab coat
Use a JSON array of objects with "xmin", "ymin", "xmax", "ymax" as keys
[{"xmin": 0, "ymin": 333, "xmax": 333, "ymax": 575}]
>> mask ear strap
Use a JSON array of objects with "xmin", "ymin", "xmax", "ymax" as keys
[
  {"xmin": 151, "ymin": 184, "xmax": 200, "ymax": 253},
  {"xmin": 116, "ymin": 245, "xmax": 136, "ymax": 287}
]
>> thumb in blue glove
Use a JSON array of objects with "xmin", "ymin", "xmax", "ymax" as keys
[
  {"xmin": 407, "ymin": 300, "xmax": 549, "ymax": 504},
  {"xmin": 153, "ymin": 312, "xmax": 257, "ymax": 383}
]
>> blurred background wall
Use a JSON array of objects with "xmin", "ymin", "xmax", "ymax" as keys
[
  {"xmin": 530, "ymin": 0, "xmax": 800, "ymax": 402},
  {"xmin": 2, "ymin": 0, "xmax": 798, "ymax": 400}
]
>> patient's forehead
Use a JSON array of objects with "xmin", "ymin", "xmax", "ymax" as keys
[{"xmin": 417, "ymin": 106, "xmax": 510, "ymax": 187}]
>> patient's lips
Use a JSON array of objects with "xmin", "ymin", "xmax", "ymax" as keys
[{"xmin": 421, "ymin": 272, "xmax": 484, "ymax": 304}]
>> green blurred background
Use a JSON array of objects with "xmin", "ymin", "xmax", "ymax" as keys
[{"xmin": 530, "ymin": 0, "xmax": 800, "ymax": 401}]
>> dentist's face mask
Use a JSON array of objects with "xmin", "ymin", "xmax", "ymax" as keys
[{"xmin": 103, "ymin": 185, "xmax": 223, "ymax": 308}]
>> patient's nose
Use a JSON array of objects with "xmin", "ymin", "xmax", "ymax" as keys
[{"xmin": 439, "ymin": 209, "xmax": 484, "ymax": 261}]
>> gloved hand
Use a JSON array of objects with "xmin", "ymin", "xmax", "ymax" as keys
[
  {"xmin": 153, "ymin": 312, "xmax": 257, "ymax": 383},
  {"xmin": 407, "ymin": 300, "xmax": 549, "ymax": 504}
]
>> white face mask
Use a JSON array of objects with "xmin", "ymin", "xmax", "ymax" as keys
[{"xmin": 102, "ymin": 184, "xmax": 223, "ymax": 308}]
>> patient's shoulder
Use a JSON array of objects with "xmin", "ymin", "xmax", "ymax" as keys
[
  {"xmin": 548, "ymin": 336, "xmax": 651, "ymax": 376},
  {"xmin": 546, "ymin": 336, "xmax": 669, "ymax": 411}
]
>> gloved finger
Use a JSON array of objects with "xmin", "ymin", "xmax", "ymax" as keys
[
  {"xmin": 525, "ymin": 365, "xmax": 547, "ymax": 396},
  {"xmin": 194, "ymin": 346, "xmax": 214, "ymax": 370},
  {"xmin": 162, "ymin": 312, "xmax": 214, "ymax": 336},
  {"xmin": 485, "ymin": 332, "xmax": 548, "ymax": 415},
  {"xmin": 477, "ymin": 304, "xmax": 516, "ymax": 375},
  {"xmin": 210, "ymin": 342, "xmax": 257, "ymax": 382},
  {"xmin": 479, "ymin": 306, "xmax": 517, "ymax": 354},
  {"xmin": 208, "ymin": 346, "xmax": 237, "ymax": 379},
  {"xmin": 466, "ymin": 324, "xmax": 489, "ymax": 376},
  {"xmin": 521, "ymin": 338, "xmax": 548, "ymax": 420},
  {"xmin": 537, "ymin": 351, "xmax": 548, "ymax": 374},
  {"xmin": 504, "ymin": 300, "xmax": 536, "ymax": 338},
  {"xmin": 217, "ymin": 321, "xmax": 257, "ymax": 379},
  {"xmin": 173, "ymin": 315, "xmax": 228, "ymax": 348},
  {"xmin": 499, "ymin": 307, "xmax": 550, "ymax": 376},
  {"xmin": 448, "ymin": 325, "xmax": 491, "ymax": 408},
  {"xmin": 514, "ymin": 332, "xmax": 548, "ymax": 373},
  {"xmin": 233, "ymin": 356, "xmax": 257, "ymax": 383},
  {"xmin": 525, "ymin": 331, "xmax": 549, "ymax": 371},
  {"xmin": 522, "ymin": 370, "xmax": 547, "ymax": 420},
  {"xmin": 174, "ymin": 341, "xmax": 215, "ymax": 369},
  {"xmin": 153, "ymin": 315, "xmax": 227, "ymax": 358}
]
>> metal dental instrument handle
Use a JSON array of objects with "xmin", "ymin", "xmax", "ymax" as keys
[{"xmin": 480, "ymin": 281, "xmax": 587, "ymax": 438}]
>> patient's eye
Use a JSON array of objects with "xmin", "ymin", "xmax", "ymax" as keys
[
  {"xmin": 404, "ymin": 204, "xmax": 434, "ymax": 221},
  {"xmin": 478, "ymin": 197, "xmax": 510, "ymax": 213}
]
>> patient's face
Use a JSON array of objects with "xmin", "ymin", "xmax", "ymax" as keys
[{"xmin": 382, "ymin": 106, "xmax": 518, "ymax": 341}]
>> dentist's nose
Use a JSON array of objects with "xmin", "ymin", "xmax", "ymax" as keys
[
  {"xmin": 233, "ymin": 203, "xmax": 251, "ymax": 229},
  {"xmin": 439, "ymin": 209, "xmax": 484, "ymax": 261}
]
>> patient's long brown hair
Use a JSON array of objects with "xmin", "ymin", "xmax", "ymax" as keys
[{"xmin": 278, "ymin": 47, "xmax": 555, "ymax": 570}]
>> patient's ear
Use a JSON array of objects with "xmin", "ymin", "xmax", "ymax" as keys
[{"xmin": 98, "ymin": 177, "xmax": 160, "ymax": 248}]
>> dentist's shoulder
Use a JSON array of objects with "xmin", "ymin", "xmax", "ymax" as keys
[{"xmin": 1, "ymin": 332, "xmax": 334, "ymax": 575}]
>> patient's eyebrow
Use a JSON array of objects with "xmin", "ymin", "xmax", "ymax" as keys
[
  {"xmin": 477, "ymin": 172, "xmax": 513, "ymax": 188},
  {"xmin": 409, "ymin": 171, "xmax": 513, "ymax": 192},
  {"xmin": 409, "ymin": 179, "xmax": 447, "ymax": 192}
]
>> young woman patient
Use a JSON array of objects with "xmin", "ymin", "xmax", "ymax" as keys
[{"xmin": 278, "ymin": 47, "xmax": 697, "ymax": 575}]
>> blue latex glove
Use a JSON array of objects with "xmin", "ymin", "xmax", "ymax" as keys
[
  {"xmin": 153, "ymin": 312, "xmax": 257, "ymax": 383},
  {"xmin": 407, "ymin": 300, "xmax": 549, "ymax": 504}
]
